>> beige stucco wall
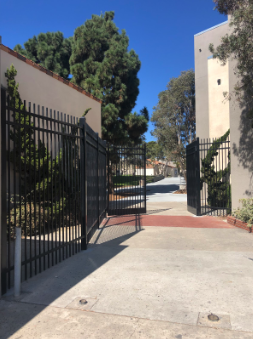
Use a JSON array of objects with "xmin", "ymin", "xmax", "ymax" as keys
[
  {"xmin": 194, "ymin": 21, "xmax": 229, "ymax": 140},
  {"xmin": 195, "ymin": 18, "xmax": 253, "ymax": 211},
  {"xmin": 229, "ymin": 58, "xmax": 253, "ymax": 210},
  {"xmin": 207, "ymin": 58, "xmax": 230, "ymax": 138},
  {"xmin": 0, "ymin": 48, "xmax": 101, "ymax": 137}
]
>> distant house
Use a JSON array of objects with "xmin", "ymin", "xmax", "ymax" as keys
[{"xmin": 135, "ymin": 159, "xmax": 178, "ymax": 177}]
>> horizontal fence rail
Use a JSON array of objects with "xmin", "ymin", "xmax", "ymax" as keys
[{"xmin": 1, "ymin": 88, "xmax": 106, "ymax": 294}]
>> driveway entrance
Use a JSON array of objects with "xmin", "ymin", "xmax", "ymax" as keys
[
  {"xmin": 1, "ymin": 177, "xmax": 253, "ymax": 338},
  {"xmin": 146, "ymin": 176, "xmax": 192, "ymax": 216},
  {"xmin": 1, "ymin": 217, "xmax": 253, "ymax": 338}
]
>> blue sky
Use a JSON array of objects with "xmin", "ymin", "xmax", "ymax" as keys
[{"xmin": 1, "ymin": 0, "xmax": 226, "ymax": 142}]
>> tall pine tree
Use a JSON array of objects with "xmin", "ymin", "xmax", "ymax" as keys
[
  {"xmin": 14, "ymin": 32, "xmax": 72, "ymax": 79},
  {"xmin": 70, "ymin": 11, "xmax": 147, "ymax": 145}
]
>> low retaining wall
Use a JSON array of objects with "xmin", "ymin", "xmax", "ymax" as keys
[
  {"xmin": 227, "ymin": 216, "xmax": 252, "ymax": 233},
  {"xmin": 152, "ymin": 175, "xmax": 164, "ymax": 183}
]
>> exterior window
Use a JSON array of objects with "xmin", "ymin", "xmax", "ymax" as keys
[{"xmin": 217, "ymin": 79, "xmax": 221, "ymax": 85}]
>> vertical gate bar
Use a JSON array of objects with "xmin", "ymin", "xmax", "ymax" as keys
[
  {"xmin": 61, "ymin": 113, "xmax": 65, "ymax": 259},
  {"xmin": 115, "ymin": 149, "xmax": 117, "ymax": 213},
  {"xmin": 97, "ymin": 133, "xmax": 99, "ymax": 228},
  {"xmin": 196, "ymin": 138, "xmax": 201, "ymax": 216},
  {"xmin": 18, "ymin": 99, "xmax": 21, "ymax": 251},
  {"xmin": 128, "ymin": 149, "xmax": 130, "ymax": 213},
  {"xmin": 64, "ymin": 114, "xmax": 68, "ymax": 258},
  {"xmin": 78, "ymin": 124, "xmax": 81, "ymax": 251},
  {"xmin": 107, "ymin": 145, "xmax": 109, "ymax": 214},
  {"xmin": 23, "ymin": 100, "xmax": 27, "ymax": 280},
  {"xmin": 229, "ymin": 136, "xmax": 231, "ymax": 214},
  {"xmin": 203, "ymin": 139, "xmax": 206, "ymax": 215},
  {"xmin": 33, "ymin": 103, "xmax": 37, "ymax": 275},
  {"xmin": 119, "ymin": 146, "xmax": 121, "ymax": 213},
  {"xmin": 123, "ymin": 147, "xmax": 125, "ymax": 213},
  {"xmin": 73, "ymin": 117, "xmax": 78, "ymax": 253},
  {"xmin": 1, "ymin": 89, "xmax": 7, "ymax": 295},
  {"xmin": 42, "ymin": 107, "xmax": 46, "ymax": 270},
  {"xmin": 57, "ymin": 111, "xmax": 61, "ymax": 261},
  {"xmin": 105, "ymin": 143, "xmax": 107, "ymax": 216},
  {"xmin": 38, "ymin": 105, "xmax": 42, "ymax": 273},
  {"xmin": 7, "ymin": 94, "xmax": 11, "ymax": 289},
  {"xmin": 70, "ymin": 116, "xmax": 73, "ymax": 255},
  {"xmin": 221, "ymin": 137, "xmax": 224, "ymax": 216},
  {"xmin": 17, "ymin": 99, "xmax": 23, "ymax": 281},
  {"xmin": 67, "ymin": 115, "xmax": 71, "ymax": 257},
  {"xmin": 121, "ymin": 147, "xmax": 122, "ymax": 213},
  {"xmin": 144, "ymin": 144, "xmax": 146, "ymax": 213},
  {"xmin": 49, "ymin": 109, "xmax": 54, "ymax": 266},
  {"xmin": 28, "ymin": 103, "xmax": 32, "ymax": 276},
  {"xmin": 13, "ymin": 97, "xmax": 17, "ymax": 271},
  {"xmin": 134, "ymin": 148, "xmax": 136, "ymax": 212},
  {"xmin": 140, "ymin": 146, "xmax": 142, "ymax": 211},
  {"xmin": 54, "ymin": 110, "xmax": 58, "ymax": 262},
  {"xmin": 46, "ymin": 108, "xmax": 50, "ymax": 268},
  {"xmin": 80, "ymin": 117, "xmax": 87, "ymax": 250}
]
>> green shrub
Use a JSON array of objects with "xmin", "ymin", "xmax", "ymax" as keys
[
  {"xmin": 200, "ymin": 129, "xmax": 231, "ymax": 213},
  {"xmin": 233, "ymin": 199, "xmax": 253, "ymax": 228}
]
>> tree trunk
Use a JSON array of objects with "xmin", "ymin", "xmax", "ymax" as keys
[{"xmin": 108, "ymin": 165, "xmax": 115, "ymax": 194}]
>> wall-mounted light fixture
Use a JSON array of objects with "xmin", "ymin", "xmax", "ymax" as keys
[{"xmin": 217, "ymin": 79, "xmax": 221, "ymax": 85}]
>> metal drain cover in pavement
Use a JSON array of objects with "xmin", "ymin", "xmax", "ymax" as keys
[
  {"xmin": 208, "ymin": 313, "xmax": 219, "ymax": 322},
  {"xmin": 79, "ymin": 299, "xmax": 88, "ymax": 305}
]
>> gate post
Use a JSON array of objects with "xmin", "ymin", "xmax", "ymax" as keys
[
  {"xmin": 97, "ymin": 133, "xmax": 100, "ymax": 228},
  {"xmin": 186, "ymin": 138, "xmax": 201, "ymax": 216},
  {"xmin": 1, "ymin": 88, "xmax": 7, "ymax": 295},
  {"xmin": 80, "ymin": 117, "xmax": 87, "ymax": 250},
  {"xmin": 195, "ymin": 138, "xmax": 201, "ymax": 216},
  {"xmin": 144, "ymin": 143, "xmax": 147, "ymax": 213}
]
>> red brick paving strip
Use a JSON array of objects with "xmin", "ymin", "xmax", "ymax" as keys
[{"xmin": 101, "ymin": 215, "xmax": 234, "ymax": 228}]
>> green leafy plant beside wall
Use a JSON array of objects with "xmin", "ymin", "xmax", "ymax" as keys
[
  {"xmin": 5, "ymin": 65, "xmax": 80, "ymax": 237},
  {"xmin": 200, "ymin": 129, "xmax": 231, "ymax": 212},
  {"xmin": 233, "ymin": 199, "xmax": 253, "ymax": 229}
]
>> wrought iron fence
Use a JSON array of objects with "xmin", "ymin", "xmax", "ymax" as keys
[
  {"xmin": 186, "ymin": 135, "xmax": 231, "ymax": 216},
  {"xmin": 1, "ymin": 88, "xmax": 106, "ymax": 294},
  {"xmin": 107, "ymin": 145, "xmax": 146, "ymax": 215}
]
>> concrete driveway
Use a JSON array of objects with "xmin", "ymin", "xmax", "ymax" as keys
[
  {"xmin": 147, "ymin": 177, "xmax": 192, "ymax": 216},
  {"xmin": 147, "ymin": 177, "xmax": 186, "ymax": 202},
  {"xmin": 1, "ymin": 216, "xmax": 253, "ymax": 338}
]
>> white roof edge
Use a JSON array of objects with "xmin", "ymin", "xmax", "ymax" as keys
[{"xmin": 194, "ymin": 20, "xmax": 228, "ymax": 37}]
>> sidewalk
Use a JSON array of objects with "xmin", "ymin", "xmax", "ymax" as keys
[{"xmin": 1, "ymin": 216, "xmax": 253, "ymax": 338}]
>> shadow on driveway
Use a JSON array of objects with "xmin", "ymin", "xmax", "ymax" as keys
[{"xmin": 0, "ymin": 217, "xmax": 143, "ymax": 339}]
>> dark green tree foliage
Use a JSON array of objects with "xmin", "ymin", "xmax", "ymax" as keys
[
  {"xmin": 152, "ymin": 70, "xmax": 195, "ymax": 175},
  {"xmin": 14, "ymin": 32, "xmax": 72, "ymax": 79},
  {"xmin": 6, "ymin": 65, "xmax": 50, "ymax": 198},
  {"xmin": 210, "ymin": 0, "xmax": 253, "ymax": 123},
  {"xmin": 70, "ymin": 11, "xmax": 147, "ymax": 144},
  {"xmin": 146, "ymin": 141, "xmax": 164, "ymax": 161},
  {"xmin": 200, "ymin": 129, "xmax": 231, "ymax": 211},
  {"xmin": 212, "ymin": 0, "xmax": 245, "ymax": 14}
]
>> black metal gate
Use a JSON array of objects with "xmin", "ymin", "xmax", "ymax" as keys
[
  {"xmin": 186, "ymin": 135, "xmax": 231, "ymax": 216},
  {"xmin": 186, "ymin": 138, "xmax": 201, "ymax": 215},
  {"xmin": 1, "ymin": 88, "xmax": 106, "ymax": 295},
  {"xmin": 107, "ymin": 145, "xmax": 146, "ymax": 215}
]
